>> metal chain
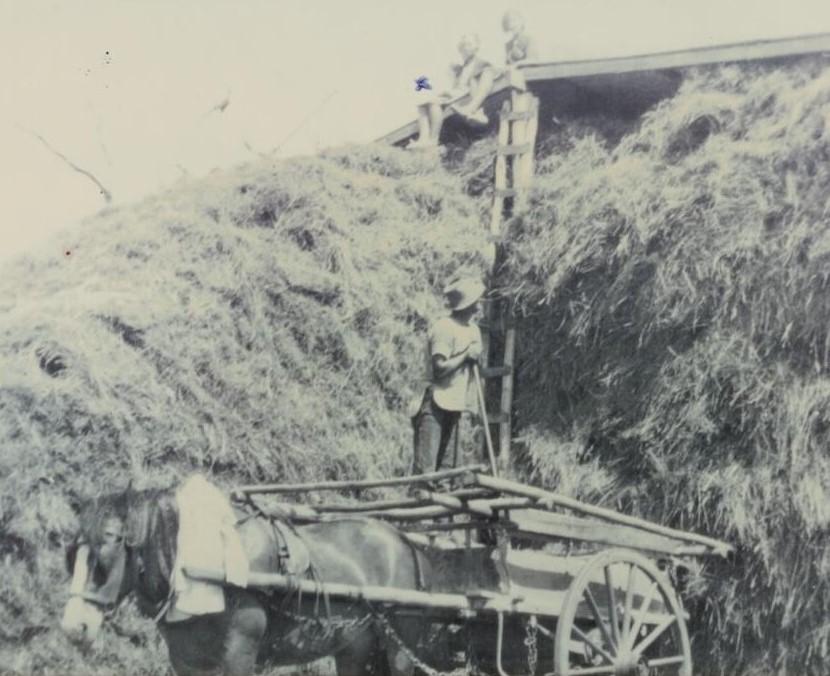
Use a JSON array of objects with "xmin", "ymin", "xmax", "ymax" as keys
[
  {"xmin": 524, "ymin": 617, "xmax": 538, "ymax": 676},
  {"xmin": 278, "ymin": 603, "xmax": 547, "ymax": 676},
  {"xmin": 374, "ymin": 612, "xmax": 479, "ymax": 676},
  {"xmin": 283, "ymin": 607, "xmax": 542, "ymax": 676},
  {"xmin": 279, "ymin": 608, "xmax": 374, "ymax": 636},
  {"xmin": 281, "ymin": 606, "xmax": 476, "ymax": 675}
]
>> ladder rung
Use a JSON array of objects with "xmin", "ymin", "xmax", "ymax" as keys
[
  {"xmin": 495, "ymin": 188, "xmax": 518, "ymax": 199},
  {"xmin": 485, "ymin": 413, "xmax": 510, "ymax": 425},
  {"xmin": 486, "ymin": 322, "xmax": 516, "ymax": 335},
  {"xmin": 502, "ymin": 111, "xmax": 534, "ymax": 122},
  {"xmin": 480, "ymin": 365, "xmax": 512, "ymax": 378},
  {"xmin": 496, "ymin": 143, "xmax": 531, "ymax": 156}
]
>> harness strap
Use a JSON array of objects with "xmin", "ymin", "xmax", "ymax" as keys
[
  {"xmin": 236, "ymin": 496, "xmax": 294, "ymax": 571},
  {"xmin": 308, "ymin": 560, "xmax": 332, "ymax": 621},
  {"xmin": 152, "ymin": 585, "xmax": 176, "ymax": 624},
  {"xmin": 269, "ymin": 519, "xmax": 292, "ymax": 564},
  {"xmin": 234, "ymin": 495, "xmax": 332, "ymax": 623},
  {"xmin": 411, "ymin": 544, "xmax": 429, "ymax": 592}
]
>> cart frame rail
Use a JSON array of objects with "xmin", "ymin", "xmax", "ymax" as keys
[{"xmin": 233, "ymin": 465, "xmax": 732, "ymax": 559}]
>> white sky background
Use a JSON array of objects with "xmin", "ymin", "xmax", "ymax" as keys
[{"xmin": 2, "ymin": 0, "xmax": 830, "ymax": 263}]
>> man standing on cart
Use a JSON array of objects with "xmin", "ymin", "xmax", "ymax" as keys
[{"xmin": 411, "ymin": 276, "xmax": 485, "ymax": 476}]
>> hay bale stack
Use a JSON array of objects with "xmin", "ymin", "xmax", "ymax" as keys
[{"xmin": 507, "ymin": 56, "xmax": 830, "ymax": 673}]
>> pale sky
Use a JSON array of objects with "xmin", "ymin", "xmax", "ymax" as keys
[{"xmin": 2, "ymin": 0, "xmax": 830, "ymax": 262}]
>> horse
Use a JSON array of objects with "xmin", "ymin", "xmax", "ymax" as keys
[{"xmin": 60, "ymin": 484, "xmax": 432, "ymax": 676}]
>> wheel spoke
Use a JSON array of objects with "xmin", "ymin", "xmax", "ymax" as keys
[
  {"xmin": 583, "ymin": 585, "xmax": 617, "ymax": 655},
  {"xmin": 556, "ymin": 552, "xmax": 691, "ymax": 676},
  {"xmin": 626, "ymin": 580, "xmax": 658, "ymax": 651},
  {"xmin": 634, "ymin": 615, "xmax": 676, "ymax": 656},
  {"xmin": 622, "ymin": 563, "xmax": 636, "ymax": 645},
  {"xmin": 571, "ymin": 624, "xmax": 616, "ymax": 665},
  {"xmin": 647, "ymin": 654, "xmax": 688, "ymax": 668},
  {"xmin": 604, "ymin": 565, "xmax": 621, "ymax": 646}
]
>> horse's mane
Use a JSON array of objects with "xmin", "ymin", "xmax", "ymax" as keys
[
  {"xmin": 78, "ymin": 487, "xmax": 177, "ymax": 548},
  {"xmin": 77, "ymin": 486, "xmax": 180, "ymax": 608}
]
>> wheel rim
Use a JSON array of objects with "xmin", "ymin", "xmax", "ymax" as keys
[{"xmin": 554, "ymin": 549, "xmax": 692, "ymax": 676}]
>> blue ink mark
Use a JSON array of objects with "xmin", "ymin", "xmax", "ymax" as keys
[{"xmin": 415, "ymin": 76, "xmax": 431, "ymax": 92}]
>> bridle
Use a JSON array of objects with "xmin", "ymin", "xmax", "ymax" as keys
[
  {"xmin": 69, "ymin": 519, "xmax": 175, "ymax": 624},
  {"xmin": 68, "ymin": 526, "xmax": 130, "ymax": 618}
]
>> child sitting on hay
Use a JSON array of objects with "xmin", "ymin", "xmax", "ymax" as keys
[{"xmin": 408, "ymin": 34, "xmax": 496, "ymax": 149}]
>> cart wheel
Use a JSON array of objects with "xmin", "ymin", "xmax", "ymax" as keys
[{"xmin": 554, "ymin": 549, "xmax": 692, "ymax": 676}]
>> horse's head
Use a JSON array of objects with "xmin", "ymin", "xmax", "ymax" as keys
[
  {"xmin": 61, "ymin": 506, "xmax": 132, "ymax": 644},
  {"xmin": 61, "ymin": 488, "xmax": 177, "ymax": 646}
]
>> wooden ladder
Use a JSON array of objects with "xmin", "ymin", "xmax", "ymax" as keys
[{"xmin": 481, "ymin": 78, "xmax": 539, "ymax": 474}]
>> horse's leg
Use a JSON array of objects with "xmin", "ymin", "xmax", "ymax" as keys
[
  {"xmin": 333, "ymin": 625, "xmax": 379, "ymax": 676},
  {"xmin": 159, "ymin": 593, "xmax": 266, "ymax": 676},
  {"xmin": 220, "ymin": 591, "xmax": 267, "ymax": 676},
  {"xmin": 168, "ymin": 650, "xmax": 221, "ymax": 676},
  {"xmin": 381, "ymin": 616, "xmax": 421, "ymax": 676},
  {"xmin": 332, "ymin": 617, "xmax": 421, "ymax": 676},
  {"xmin": 160, "ymin": 618, "xmax": 224, "ymax": 676}
]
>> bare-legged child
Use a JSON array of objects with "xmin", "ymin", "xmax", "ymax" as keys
[{"xmin": 409, "ymin": 34, "xmax": 495, "ymax": 149}]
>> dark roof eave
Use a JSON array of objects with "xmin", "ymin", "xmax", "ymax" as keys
[
  {"xmin": 377, "ymin": 32, "xmax": 830, "ymax": 146},
  {"xmin": 520, "ymin": 31, "xmax": 830, "ymax": 82}
]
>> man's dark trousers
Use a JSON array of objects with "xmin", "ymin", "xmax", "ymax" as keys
[{"xmin": 412, "ymin": 388, "xmax": 460, "ymax": 475}]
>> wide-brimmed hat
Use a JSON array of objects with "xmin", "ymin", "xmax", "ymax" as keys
[{"xmin": 443, "ymin": 276, "xmax": 485, "ymax": 311}]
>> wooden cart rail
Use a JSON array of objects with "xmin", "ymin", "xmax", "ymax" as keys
[
  {"xmin": 233, "ymin": 466, "xmax": 732, "ymax": 559},
  {"xmin": 474, "ymin": 475, "xmax": 732, "ymax": 557},
  {"xmin": 183, "ymin": 562, "xmax": 675, "ymax": 626},
  {"xmin": 234, "ymin": 465, "xmax": 487, "ymax": 496}
]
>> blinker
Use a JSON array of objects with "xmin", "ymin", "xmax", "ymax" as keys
[
  {"xmin": 87, "ymin": 542, "xmax": 127, "ymax": 607},
  {"xmin": 70, "ymin": 539, "xmax": 128, "ymax": 608}
]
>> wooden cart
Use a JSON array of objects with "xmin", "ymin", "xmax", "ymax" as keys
[{"xmin": 189, "ymin": 465, "xmax": 731, "ymax": 676}]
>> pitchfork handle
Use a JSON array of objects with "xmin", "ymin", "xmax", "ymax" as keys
[{"xmin": 473, "ymin": 363, "xmax": 498, "ymax": 476}]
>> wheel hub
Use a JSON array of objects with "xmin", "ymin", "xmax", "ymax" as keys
[{"xmin": 613, "ymin": 650, "xmax": 650, "ymax": 676}]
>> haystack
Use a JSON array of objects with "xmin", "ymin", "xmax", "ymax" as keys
[
  {"xmin": 3, "ymin": 52, "xmax": 830, "ymax": 676},
  {"xmin": 506, "ymin": 56, "xmax": 830, "ymax": 674},
  {"xmin": 0, "ymin": 145, "xmax": 487, "ymax": 673}
]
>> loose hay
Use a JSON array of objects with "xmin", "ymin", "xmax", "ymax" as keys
[
  {"xmin": 508, "ymin": 56, "xmax": 830, "ymax": 675},
  {"xmin": 0, "ymin": 144, "xmax": 488, "ymax": 673},
  {"xmin": 3, "ymin": 55, "xmax": 830, "ymax": 675}
]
